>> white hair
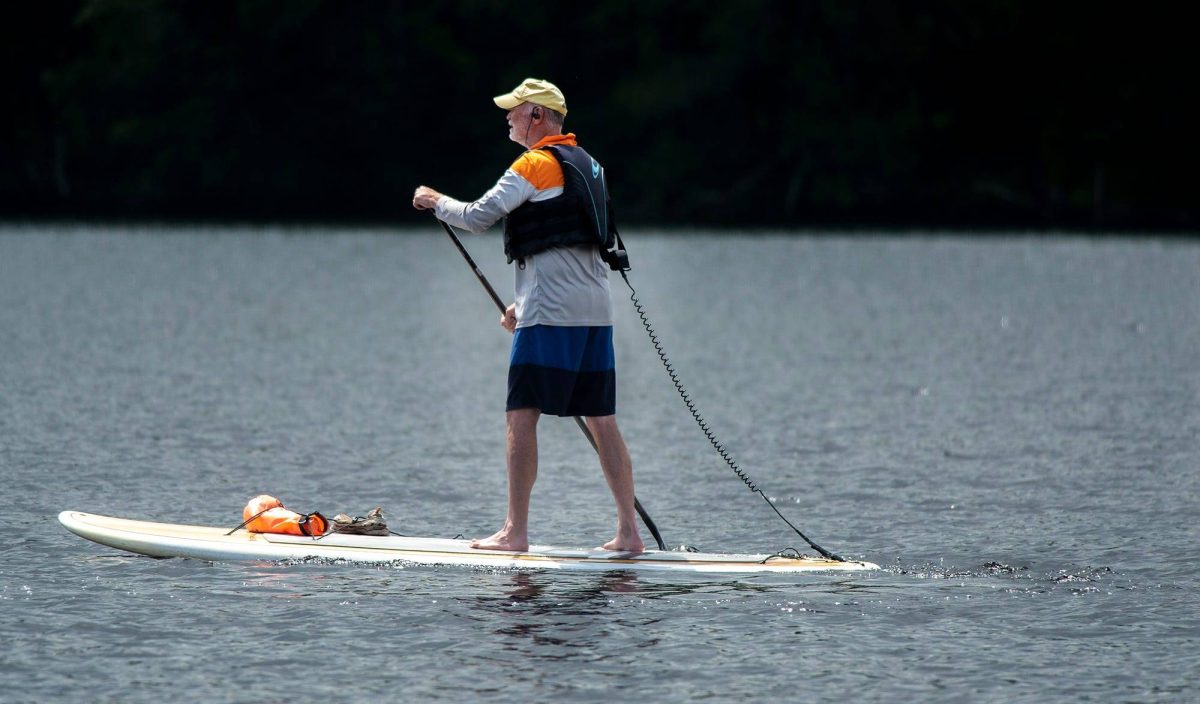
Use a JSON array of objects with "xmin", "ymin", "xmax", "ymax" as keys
[{"xmin": 543, "ymin": 108, "xmax": 565, "ymax": 127}]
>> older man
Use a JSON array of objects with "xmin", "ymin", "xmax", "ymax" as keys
[{"xmin": 413, "ymin": 78, "xmax": 643, "ymax": 553}]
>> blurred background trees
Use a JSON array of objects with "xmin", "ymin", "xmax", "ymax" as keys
[{"xmin": 4, "ymin": 0, "xmax": 1195, "ymax": 229}]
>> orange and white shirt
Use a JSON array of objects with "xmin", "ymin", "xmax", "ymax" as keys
[
  {"xmin": 435, "ymin": 133, "xmax": 577, "ymax": 233},
  {"xmin": 435, "ymin": 133, "xmax": 612, "ymax": 327}
]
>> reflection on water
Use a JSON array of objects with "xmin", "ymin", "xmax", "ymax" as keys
[
  {"xmin": 466, "ymin": 572, "xmax": 656, "ymax": 656},
  {"xmin": 477, "ymin": 570, "xmax": 641, "ymax": 612},
  {"xmin": 500, "ymin": 570, "xmax": 641, "ymax": 603}
]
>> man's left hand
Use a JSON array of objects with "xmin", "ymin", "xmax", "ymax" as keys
[{"xmin": 500, "ymin": 303, "xmax": 517, "ymax": 333}]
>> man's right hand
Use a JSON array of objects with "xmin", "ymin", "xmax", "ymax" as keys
[
  {"xmin": 500, "ymin": 303, "xmax": 517, "ymax": 333},
  {"xmin": 412, "ymin": 185, "xmax": 443, "ymax": 210}
]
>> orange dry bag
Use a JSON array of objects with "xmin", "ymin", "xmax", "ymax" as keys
[{"xmin": 242, "ymin": 494, "xmax": 329, "ymax": 537}]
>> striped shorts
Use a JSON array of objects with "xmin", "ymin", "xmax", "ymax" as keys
[{"xmin": 507, "ymin": 325, "xmax": 616, "ymax": 417}]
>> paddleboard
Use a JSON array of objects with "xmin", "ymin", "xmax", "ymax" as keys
[{"xmin": 59, "ymin": 511, "xmax": 879, "ymax": 575}]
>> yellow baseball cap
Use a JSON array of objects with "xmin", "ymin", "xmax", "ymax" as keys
[{"xmin": 493, "ymin": 78, "xmax": 568, "ymax": 116}]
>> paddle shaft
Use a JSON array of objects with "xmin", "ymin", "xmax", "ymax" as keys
[{"xmin": 435, "ymin": 217, "xmax": 668, "ymax": 551}]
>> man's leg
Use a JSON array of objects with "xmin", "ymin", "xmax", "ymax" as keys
[
  {"xmin": 585, "ymin": 415, "xmax": 645, "ymax": 552},
  {"xmin": 472, "ymin": 408, "xmax": 540, "ymax": 552}
]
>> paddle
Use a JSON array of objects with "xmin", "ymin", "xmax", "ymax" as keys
[{"xmin": 435, "ymin": 217, "xmax": 669, "ymax": 551}]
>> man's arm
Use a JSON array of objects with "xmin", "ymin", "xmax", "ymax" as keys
[{"xmin": 412, "ymin": 170, "xmax": 535, "ymax": 233}]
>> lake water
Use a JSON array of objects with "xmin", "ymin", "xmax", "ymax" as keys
[{"xmin": 1, "ymin": 224, "xmax": 1197, "ymax": 702}]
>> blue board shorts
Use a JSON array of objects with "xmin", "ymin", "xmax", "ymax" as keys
[{"xmin": 507, "ymin": 325, "xmax": 616, "ymax": 417}]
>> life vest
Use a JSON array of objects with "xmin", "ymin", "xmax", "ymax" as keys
[
  {"xmin": 503, "ymin": 145, "xmax": 617, "ymax": 264},
  {"xmin": 242, "ymin": 494, "xmax": 328, "ymax": 537}
]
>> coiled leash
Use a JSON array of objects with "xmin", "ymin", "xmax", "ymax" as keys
[{"xmin": 607, "ymin": 240, "xmax": 846, "ymax": 562}]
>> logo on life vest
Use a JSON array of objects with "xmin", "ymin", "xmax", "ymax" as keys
[{"xmin": 591, "ymin": 158, "xmax": 600, "ymax": 179}]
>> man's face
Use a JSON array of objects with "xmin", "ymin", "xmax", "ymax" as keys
[{"xmin": 506, "ymin": 103, "xmax": 534, "ymax": 146}]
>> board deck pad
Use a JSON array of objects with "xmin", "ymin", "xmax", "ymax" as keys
[{"xmin": 59, "ymin": 511, "xmax": 879, "ymax": 575}]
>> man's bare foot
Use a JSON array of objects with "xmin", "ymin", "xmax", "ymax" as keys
[
  {"xmin": 470, "ymin": 528, "xmax": 528, "ymax": 552},
  {"xmin": 601, "ymin": 529, "xmax": 644, "ymax": 553}
]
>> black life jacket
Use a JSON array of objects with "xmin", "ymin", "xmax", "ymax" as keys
[{"xmin": 503, "ymin": 145, "xmax": 617, "ymax": 265}]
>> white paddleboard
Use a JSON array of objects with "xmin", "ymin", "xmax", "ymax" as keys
[{"xmin": 59, "ymin": 511, "xmax": 879, "ymax": 575}]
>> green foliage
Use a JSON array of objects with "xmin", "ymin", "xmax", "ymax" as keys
[{"xmin": 3, "ymin": 0, "xmax": 1196, "ymax": 229}]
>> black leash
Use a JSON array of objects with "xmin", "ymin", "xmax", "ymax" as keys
[
  {"xmin": 226, "ymin": 507, "xmax": 272, "ymax": 536},
  {"xmin": 616, "ymin": 269, "xmax": 846, "ymax": 562},
  {"xmin": 435, "ymin": 216, "xmax": 669, "ymax": 552}
]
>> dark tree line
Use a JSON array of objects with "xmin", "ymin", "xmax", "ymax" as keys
[{"xmin": 3, "ymin": 1, "xmax": 1196, "ymax": 230}]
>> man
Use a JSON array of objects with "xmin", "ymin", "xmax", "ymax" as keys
[{"xmin": 412, "ymin": 78, "xmax": 643, "ymax": 554}]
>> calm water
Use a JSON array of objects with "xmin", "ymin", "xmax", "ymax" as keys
[{"xmin": 1, "ymin": 225, "xmax": 1197, "ymax": 702}]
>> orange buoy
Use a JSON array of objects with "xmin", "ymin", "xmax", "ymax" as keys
[{"xmin": 242, "ymin": 495, "xmax": 328, "ymax": 536}]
